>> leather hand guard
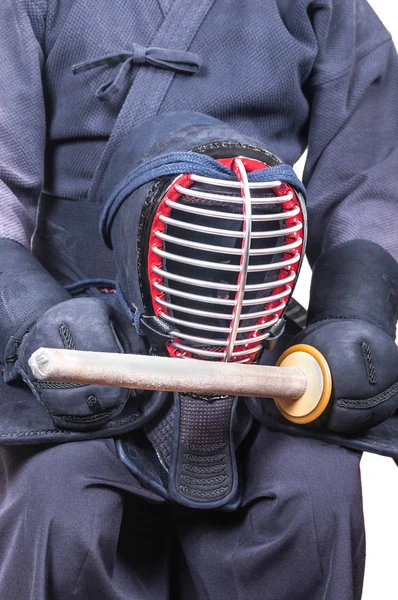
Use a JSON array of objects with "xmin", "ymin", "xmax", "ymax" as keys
[
  {"xmin": 293, "ymin": 240, "xmax": 398, "ymax": 434},
  {"xmin": 0, "ymin": 239, "xmax": 130, "ymax": 431},
  {"xmin": 16, "ymin": 298, "xmax": 130, "ymax": 431}
]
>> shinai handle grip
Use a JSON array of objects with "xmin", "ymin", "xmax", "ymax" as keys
[{"xmin": 28, "ymin": 345, "xmax": 332, "ymax": 424}]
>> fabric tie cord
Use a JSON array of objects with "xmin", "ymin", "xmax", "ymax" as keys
[
  {"xmin": 72, "ymin": 45, "xmax": 201, "ymax": 101},
  {"xmin": 100, "ymin": 151, "xmax": 306, "ymax": 247}
]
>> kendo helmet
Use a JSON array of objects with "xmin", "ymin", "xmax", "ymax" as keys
[{"xmin": 101, "ymin": 111, "xmax": 307, "ymax": 365}]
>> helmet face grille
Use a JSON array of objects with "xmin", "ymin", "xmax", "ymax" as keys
[{"xmin": 146, "ymin": 156, "xmax": 305, "ymax": 363}]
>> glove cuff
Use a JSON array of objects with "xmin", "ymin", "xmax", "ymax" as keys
[
  {"xmin": 308, "ymin": 240, "xmax": 398, "ymax": 338},
  {"xmin": 0, "ymin": 239, "xmax": 71, "ymax": 381}
]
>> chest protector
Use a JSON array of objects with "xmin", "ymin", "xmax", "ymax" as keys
[{"xmin": 101, "ymin": 111, "xmax": 307, "ymax": 508}]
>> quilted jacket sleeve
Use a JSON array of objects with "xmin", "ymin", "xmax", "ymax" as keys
[
  {"xmin": 304, "ymin": 0, "xmax": 398, "ymax": 265},
  {"xmin": 0, "ymin": 0, "xmax": 47, "ymax": 247}
]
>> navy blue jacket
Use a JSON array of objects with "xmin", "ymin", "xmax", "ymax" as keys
[
  {"xmin": 1, "ymin": 0, "xmax": 397, "ymax": 274},
  {"xmin": 1, "ymin": 0, "xmax": 398, "ymax": 451}
]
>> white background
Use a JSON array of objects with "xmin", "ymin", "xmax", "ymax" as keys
[{"xmin": 292, "ymin": 2, "xmax": 398, "ymax": 597}]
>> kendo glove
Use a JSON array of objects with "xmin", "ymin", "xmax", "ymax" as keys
[
  {"xmin": 15, "ymin": 297, "xmax": 131, "ymax": 430},
  {"xmin": 292, "ymin": 240, "xmax": 398, "ymax": 434},
  {"xmin": 0, "ymin": 239, "xmax": 130, "ymax": 431}
]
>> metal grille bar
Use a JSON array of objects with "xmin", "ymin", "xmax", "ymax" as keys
[
  {"xmin": 190, "ymin": 174, "xmax": 282, "ymax": 188},
  {"xmin": 153, "ymin": 281, "xmax": 292, "ymax": 306},
  {"xmin": 155, "ymin": 230, "xmax": 302, "ymax": 256},
  {"xmin": 152, "ymin": 266, "xmax": 297, "ymax": 291},
  {"xmin": 156, "ymin": 297, "xmax": 286, "ymax": 320},
  {"xmin": 164, "ymin": 199, "xmax": 300, "ymax": 221},
  {"xmin": 225, "ymin": 158, "xmax": 252, "ymax": 362},
  {"xmin": 174, "ymin": 183, "xmax": 293, "ymax": 204},
  {"xmin": 152, "ymin": 246, "xmax": 300, "ymax": 272},
  {"xmin": 160, "ymin": 311, "xmax": 279, "ymax": 333},
  {"xmin": 169, "ymin": 329, "xmax": 274, "ymax": 346},
  {"xmin": 159, "ymin": 214, "xmax": 302, "ymax": 237}
]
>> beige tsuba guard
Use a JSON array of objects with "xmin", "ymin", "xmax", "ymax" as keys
[{"xmin": 275, "ymin": 344, "xmax": 332, "ymax": 424}]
